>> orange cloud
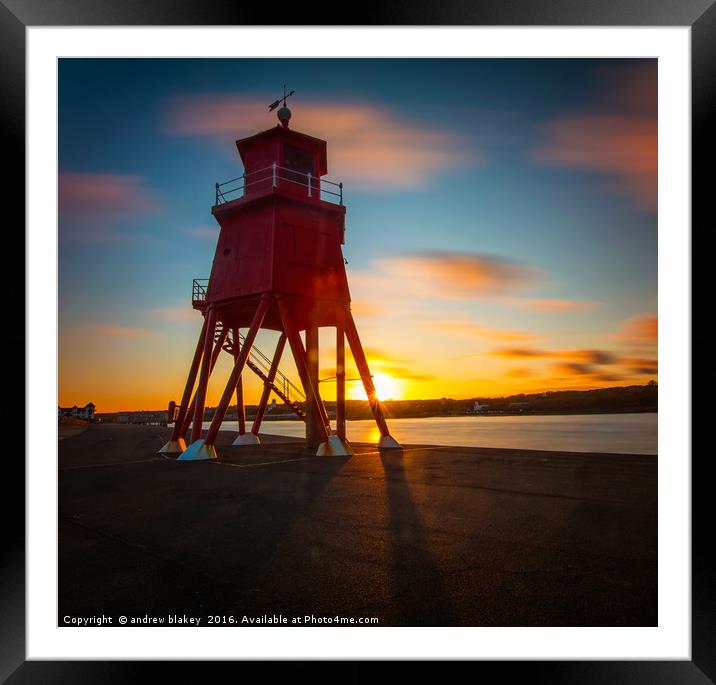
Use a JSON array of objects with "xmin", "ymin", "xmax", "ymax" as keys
[
  {"xmin": 363, "ymin": 346, "xmax": 389, "ymax": 362},
  {"xmin": 566, "ymin": 349, "xmax": 618, "ymax": 365},
  {"xmin": 492, "ymin": 347, "xmax": 618, "ymax": 365},
  {"xmin": 59, "ymin": 172, "xmax": 161, "ymax": 243},
  {"xmin": 533, "ymin": 115, "xmax": 657, "ymax": 212},
  {"xmin": 164, "ymin": 97, "xmax": 476, "ymax": 189},
  {"xmin": 91, "ymin": 326, "xmax": 155, "ymax": 338},
  {"xmin": 621, "ymin": 357, "xmax": 658, "ymax": 375},
  {"xmin": 148, "ymin": 307, "xmax": 200, "ymax": 323},
  {"xmin": 503, "ymin": 297, "xmax": 601, "ymax": 313},
  {"xmin": 377, "ymin": 365, "xmax": 435, "ymax": 382},
  {"xmin": 614, "ymin": 314, "xmax": 658, "ymax": 346},
  {"xmin": 591, "ymin": 372, "xmax": 628, "ymax": 383},
  {"xmin": 505, "ymin": 367, "xmax": 534, "ymax": 379},
  {"xmin": 181, "ymin": 226, "xmax": 218, "ymax": 241},
  {"xmin": 350, "ymin": 301, "xmax": 384, "ymax": 318},
  {"xmin": 355, "ymin": 347, "xmax": 432, "ymax": 381},
  {"xmin": 59, "ymin": 173, "xmax": 160, "ymax": 221},
  {"xmin": 378, "ymin": 251, "xmax": 543, "ymax": 299},
  {"xmin": 532, "ymin": 61, "xmax": 657, "ymax": 212},
  {"xmin": 552, "ymin": 361, "xmax": 595, "ymax": 376},
  {"xmin": 423, "ymin": 319, "xmax": 539, "ymax": 343},
  {"xmin": 491, "ymin": 347, "xmax": 549, "ymax": 358}
]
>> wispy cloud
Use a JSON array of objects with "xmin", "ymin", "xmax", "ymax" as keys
[
  {"xmin": 422, "ymin": 319, "xmax": 539, "ymax": 343},
  {"xmin": 59, "ymin": 172, "xmax": 161, "ymax": 244},
  {"xmin": 148, "ymin": 307, "xmax": 200, "ymax": 323},
  {"xmin": 502, "ymin": 297, "xmax": 602, "ymax": 313},
  {"xmin": 377, "ymin": 365, "xmax": 435, "ymax": 382},
  {"xmin": 567, "ymin": 349, "xmax": 619, "ymax": 365},
  {"xmin": 613, "ymin": 314, "xmax": 658, "ymax": 346},
  {"xmin": 533, "ymin": 115, "xmax": 657, "ymax": 211},
  {"xmin": 552, "ymin": 361, "xmax": 596, "ymax": 376},
  {"xmin": 180, "ymin": 226, "xmax": 218, "ymax": 241},
  {"xmin": 90, "ymin": 326, "xmax": 156, "ymax": 339},
  {"xmin": 373, "ymin": 251, "xmax": 543, "ymax": 300},
  {"xmin": 359, "ymin": 347, "xmax": 435, "ymax": 382},
  {"xmin": 492, "ymin": 347, "xmax": 619, "ymax": 365},
  {"xmin": 60, "ymin": 172, "xmax": 160, "ymax": 221},
  {"xmin": 621, "ymin": 357, "xmax": 658, "ymax": 375},
  {"xmin": 491, "ymin": 347, "xmax": 546, "ymax": 358},
  {"xmin": 492, "ymin": 342, "xmax": 654, "ymax": 386},
  {"xmin": 532, "ymin": 61, "xmax": 657, "ymax": 212},
  {"xmin": 164, "ymin": 97, "xmax": 476, "ymax": 189},
  {"xmin": 505, "ymin": 367, "xmax": 535, "ymax": 379},
  {"xmin": 349, "ymin": 301, "xmax": 385, "ymax": 318}
]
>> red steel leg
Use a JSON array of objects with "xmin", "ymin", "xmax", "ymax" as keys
[
  {"xmin": 251, "ymin": 333, "xmax": 287, "ymax": 435},
  {"xmin": 232, "ymin": 327, "xmax": 246, "ymax": 435},
  {"xmin": 336, "ymin": 312, "xmax": 346, "ymax": 441},
  {"xmin": 189, "ymin": 307, "xmax": 218, "ymax": 444},
  {"xmin": 180, "ymin": 324, "xmax": 227, "ymax": 439},
  {"xmin": 204, "ymin": 296, "xmax": 270, "ymax": 446},
  {"xmin": 345, "ymin": 309, "xmax": 390, "ymax": 438},
  {"xmin": 305, "ymin": 325, "xmax": 323, "ymax": 447},
  {"xmin": 305, "ymin": 326, "xmax": 331, "ymax": 433},
  {"xmin": 168, "ymin": 316, "xmax": 207, "ymax": 443},
  {"xmin": 278, "ymin": 299, "xmax": 329, "ymax": 445}
]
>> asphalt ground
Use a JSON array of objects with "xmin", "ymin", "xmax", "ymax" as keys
[{"xmin": 58, "ymin": 423, "xmax": 657, "ymax": 627}]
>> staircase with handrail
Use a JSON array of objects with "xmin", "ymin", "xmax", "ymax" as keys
[{"xmin": 214, "ymin": 322, "xmax": 307, "ymax": 420}]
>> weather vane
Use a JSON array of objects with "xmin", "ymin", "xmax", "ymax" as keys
[{"xmin": 268, "ymin": 85, "xmax": 295, "ymax": 112}]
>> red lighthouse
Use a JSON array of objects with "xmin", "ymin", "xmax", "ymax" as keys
[{"xmin": 159, "ymin": 92, "xmax": 400, "ymax": 460}]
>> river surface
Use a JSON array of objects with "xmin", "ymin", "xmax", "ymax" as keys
[{"xmin": 215, "ymin": 412, "xmax": 657, "ymax": 455}]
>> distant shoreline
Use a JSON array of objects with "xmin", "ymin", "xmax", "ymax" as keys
[
  {"xmin": 94, "ymin": 383, "xmax": 658, "ymax": 424},
  {"xmin": 261, "ymin": 407, "xmax": 659, "ymax": 420},
  {"xmin": 93, "ymin": 408, "xmax": 658, "ymax": 425}
]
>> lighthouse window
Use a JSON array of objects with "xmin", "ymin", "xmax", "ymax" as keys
[{"xmin": 283, "ymin": 144, "xmax": 313, "ymax": 184}]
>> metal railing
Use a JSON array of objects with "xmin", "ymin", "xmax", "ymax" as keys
[
  {"xmin": 215, "ymin": 163, "xmax": 343, "ymax": 206},
  {"xmin": 192, "ymin": 279, "xmax": 208, "ymax": 302}
]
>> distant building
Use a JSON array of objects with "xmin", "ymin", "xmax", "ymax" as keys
[
  {"xmin": 267, "ymin": 398, "xmax": 278, "ymax": 413},
  {"xmin": 473, "ymin": 401, "xmax": 489, "ymax": 414},
  {"xmin": 58, "ymin": 402, "xmax": 96, "ymax": 420},
  {"xmin": 508, "ymin": 401, "xmax": 530, "ymax": 412}
]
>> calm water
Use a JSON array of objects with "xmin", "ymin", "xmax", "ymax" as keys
[{"xmin": 216, "ymin": 412, "xmax": 657, "ymax": 455}]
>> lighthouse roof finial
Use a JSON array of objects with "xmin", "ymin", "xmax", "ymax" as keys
[{"xmin": 268, "ymin": 85, "xmax": 295, "ymax": 128}]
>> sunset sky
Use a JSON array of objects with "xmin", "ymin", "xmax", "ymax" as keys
[{"xmin": 58, "ymin": 58, "xmax": 657, "ymax": 412}]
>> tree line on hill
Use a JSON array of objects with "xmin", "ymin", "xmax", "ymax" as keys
[{"xmin": 336, "ymin": 382, "xmax": 658, "ymax": 420}]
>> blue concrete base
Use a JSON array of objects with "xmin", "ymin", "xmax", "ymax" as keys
[
  {"xmin": 232, "ymin": 432, "xmax": 261, "ymax": 446},
  {"xmin": 177, "ymin": 439, "xmax": 217, "ymax": 461},
  {"xmin": 377, "ymin": 434, "xmax": 401, "ymax": 450}
]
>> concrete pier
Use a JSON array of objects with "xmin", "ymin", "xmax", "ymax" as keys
[{"xmin": 58, "ymin": 423, "xmax": 657, "ymax": 626}]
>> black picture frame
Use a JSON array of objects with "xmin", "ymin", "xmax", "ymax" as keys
[{"xmin": 2, "ymin": 0, "xmax": 709, "ymax": 680}]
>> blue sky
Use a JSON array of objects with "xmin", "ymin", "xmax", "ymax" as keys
[{"xmin": 58, "ymin": 58, "xmax": 657, "ymax": 411}]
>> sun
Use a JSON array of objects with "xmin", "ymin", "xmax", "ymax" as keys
[
  {"xmin": 347, "ymin": 372, "xmax": 404, "ymax": 401},
  {"xmin": 372, "ymin": 373, "xmax": 401, "ymax": 401}
]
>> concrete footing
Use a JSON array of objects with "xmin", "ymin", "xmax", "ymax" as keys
[
  {"xmin": 377, "ymin": 434, "xmax": 401, "ymax": 450},
  {"xmin": 177, "ymin": 439, "xmax": 217, "ymax": 461},
  {"xmin": 232, "ymin": 432, "xmax": 261, "ymax": 446},
  {"xmin": 157, "ymin": 439, "xmax": 186, "ymax": 454},
  {"xmin": 316, "ymin": 434, "xmax": 354, "ymax": 457}
]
